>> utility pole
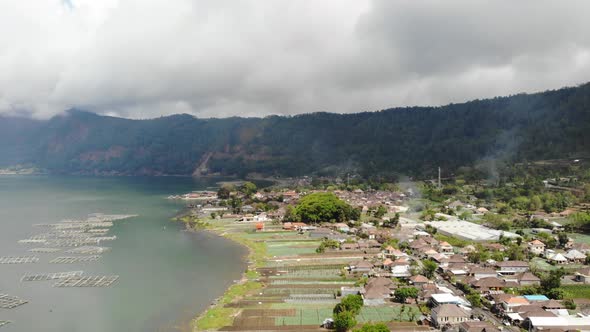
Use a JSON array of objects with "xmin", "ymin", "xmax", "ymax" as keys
[
  {"xmin": 438, "ymin": 167, "xmax": 441, "ymax": 189},
  {"xmin": 347, "ymin": 173, "xmax": 350, "ymax": 187}
]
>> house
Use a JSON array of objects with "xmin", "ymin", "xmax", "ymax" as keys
[
  {"xmin": 409, "ymin": 239, "xmax": 428, "ymax": 251},
  {"xmin": 515, "ymin": 272, "xmax": 541, "ymax": 286},
  {"xmin": 565, "ymin": 249, "xmax": 586, "ymax": 263},
  {"xmin": 547, "ymin": 253, "xmax": 568, "ymax": 264},
  {"xmin": 470, "ymin": 277, "xmax": 513, "ymax": 293},
  {"xmin": 524, "ymin": 316, "xmax": 590, "ymax": 332},
  {"xmin": 382, "ymin": 258, "xmax": 393, "ymax": 269},
  {"xmin": 363, "ymin": 282, "xmax": 393, "ymax": 306},
  {"xmin": 575, "ymin": 267, "xmax": 590, "ymax": 283},
  {"xmin": 502, "ymin": 296, "xmax": 530, "ymax": 313},
  {"xmin": 383, "ymin": 246, "xmax": 406, "ymax": 258},
  {"xmin": 409, "ymin": 275, "xmax": 429, "ymax": 287},
  {"xmin": 458, "ymin": 321, "xmax": 500, "ymax": 332},
  {"xmin": 496, "ymin": 261, "xmax": 529, "ymax": 274},
  {"xmin": 334, "ymin": 223, "xmax": 350, "ymax": 233},
  {"xmin": 527, "ymin": 239, "xmax": 546, "ymax": 255},
  {"xmin": 341, "ymin": 242, "xmax": 360, "ymax": 251},
  {"xmin": 431, "ymin": 293, "xmax": 467, "ymax": 306},
  {"xmin": 540, "ymin": 299, "xmax": 564, "ymax": 310},
  {"xmin": 431, "ymin": 304, "xmax": 471, "ymax": 327},
  {"xmin": 469, "ymin": 267, "xmax": 497, "ymax": 280},
  {"xmin": 522, "ymin": 295, "xmax": 549, "ymax": 302},
  {"xmin": 438, "ymin": 241, "xmax": 454, "ymax": 254},
  {"xmin": 391, "ymin": 257, "xmax": 411, "ymax": 278},
  {"xmin": 350, "ymin": 260, "xmax": 373, "ymax": 274}
]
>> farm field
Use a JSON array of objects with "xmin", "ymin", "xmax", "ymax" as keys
[{"xmin": 195, "ymin": 220, "xmax": 423, "ymax": 331}]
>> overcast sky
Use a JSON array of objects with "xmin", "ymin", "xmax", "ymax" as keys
[{"xmin": 1, "ymin": 0, "xmax": 590, "ymax": 119}]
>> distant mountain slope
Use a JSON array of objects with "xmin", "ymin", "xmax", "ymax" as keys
[{"xmin": 1, "ymin": 83, "xmax": 590, "ymax": 177}]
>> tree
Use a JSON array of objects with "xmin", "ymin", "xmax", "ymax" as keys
[
  {"xmin": 240, "ymin": 182, "xmax": 257, "ymax": 197},
  {"xmin": 334, "ymin": 311, "xmax": 357, "ymax": 332},
  {"xmin": 558, "ymin": 233, "xmax": 569, "ymax": 248},
  {"xmin": 295, "ymin": 192, "xmax": 357, "ymax": 223},
  {"xmin": 467, "ymin": 245, "xmax": 490, "ymax": 263},
  {"xmin": 334, "ymin": 295, "xmax": 363, "ymax": 315},
  {"xmin": 541, "ymin": 268, "xmax": 566, "ymax": 291},
  {"xmin": 421, "ymin": 260, "xmax": 438, "ymax": 279},
  {"xmin": 217, "ymin": 186, "xmax": 231, "ymax": 199},
  {"xmin": 383, "ymin": 213, "xmax": 400, "ymax": 228},
  {"xmin": 353, "ymin": 323, "xmax": 390, "ymax": 332},
  {"xmin": 564, "ymin": 298, "xmax": 577, "ymax": 310},
  {"xmin": 374, "ymin": 205, "xmax": 387, "ymax": 218},
  {"xmin": 466, "ymin": 293, "xmax": 482, "ymax": 308},
  {"xmin": 394, "ymin": 287, "xmax": 418, "ymax": 303},
  {"xmin": 283, "ymin": 205, "xmax": 299, "ymax": 222},
  {"xmin": 317, "ymin": 239, "xmax": 340, "ymax": 253},
  {"xmin": 229, "ymin": 196, "xmax": 242, "ymax": 214}
]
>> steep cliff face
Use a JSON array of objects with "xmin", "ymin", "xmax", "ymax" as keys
[{"xmin": 1, "ymin": 83, "xmax": 590, "ymax": 177}]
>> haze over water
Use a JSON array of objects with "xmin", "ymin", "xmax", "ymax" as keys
[{"xmin": 0, "ymin": 175, "xmax": 246, "ymax": 332}]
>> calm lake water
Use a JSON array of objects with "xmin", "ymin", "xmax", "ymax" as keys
[{"xmin": 0, "ymin": 175, "xmax": 247, "ymax": 332}]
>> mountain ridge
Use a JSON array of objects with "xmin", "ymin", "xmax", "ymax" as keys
[{"xmin": 1, "ymin": 83, "xmax": 590, "ymax": 178}]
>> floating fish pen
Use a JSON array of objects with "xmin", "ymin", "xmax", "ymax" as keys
[
  {"xmin": 53, "ymin": 275, "xmax": 119, "ymax": 287},
  {"xmin": 65, "ymin": 246, "xmax": 110, "ymax": 255},
  {"xmin": 86, "ymin": 229, "xmax": 109, "ymax": 234},
  {"xmin": 29, "ymin": 248, "xmax": 62, "ymax": 253},
  {"xmin": 0, "ymin": 294, "xmax": 28, "ymax": 309},
  {"xmin": 87, "ymin": 214, "xmax": 137, "ymax": 221},
  {"xmin": 92, "ymin": 236, "xmax": 117, "ymax": 242},
  {"xmin": 21, "ymin": 271, "xmax": 84, "ymax": 282},
  {"xmin": 17, "ymin": 239, "xmax": 46, "ymax": 244},
  {"xmin": 45, "ymin": 238, "xmax": 101, "ymax": 247},
  {"xmin": 0, "ymin": 256, "xmax": 39, "ymax": 264},
  {"xmin": 0, "ymin": 320, "xmax": 10, "ymax": 328},
  {"xmin": 52, "ymin": 222, "xmax": 114, "ymax": 230},
  {"xmin": 50, "ymin": 256, "xmax": 101, "ymax": 264}
]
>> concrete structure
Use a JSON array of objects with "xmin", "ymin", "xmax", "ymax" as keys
[
  {"xmin": 527, "ymin": 239, "xmax": 545, "ymax": 255},
  {"xmin": 431, "ymin": 304, "xmax": 470, "ymax": 327},
  {"xmin": 424, "ymin": 220, "xmax": 520, "ymax": 241},
  {"xmin": 496, "ymin": 261, "xmax": 529, "ymax": 274}
]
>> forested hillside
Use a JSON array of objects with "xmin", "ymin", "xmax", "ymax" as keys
[{"xmin": 1, "ymin": 83, "xmax": 590, "ymax": 178}]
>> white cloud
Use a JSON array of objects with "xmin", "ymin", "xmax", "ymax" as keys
[{"xmin": 0, "ymin": 0, "xmax": 589, "ymax": 119}]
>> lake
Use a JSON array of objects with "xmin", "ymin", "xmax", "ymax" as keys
[{"xmin": 0, "ymin": 175, "xmax": 247, "ymax": 332}]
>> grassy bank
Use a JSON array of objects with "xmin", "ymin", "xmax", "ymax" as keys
[{"xmin": 189, "ymin": 218, "xmax": 267, "ymax": 331}]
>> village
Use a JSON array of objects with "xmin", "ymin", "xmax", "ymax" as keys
[{"xmin": 176, "ymin": 173, "xmax": 590, "ymax": 332}]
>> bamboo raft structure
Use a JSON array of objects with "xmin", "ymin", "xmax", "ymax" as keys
[
  {"xmin": 50, "ymin": 256, "xmax": 101, "ymax": 264},
  {"xmin": 0, "ymin": 294, "xmax": 28, "ymax": 309},
  {"xmin": 65, "ymin": 246, "xmax": 110, "ymax": 254},
  {"xmin": 44, "ymin": 239, "xmax": 101, "ymax": 247},
  {"xmin": 21, "ymin": 271, "xmax": 84, "ymax": 282},
  {"xmin": 29, "ymin": 248, "xmax": 62, "ymax": 253},
  {"xmin": 17, "ymin": 239, "xmax": 46, "ymax": 244},
  {"xmin": 0, "ymin": 256, "xmax": 39, "ymax": 264},
  {"xmin": 53, "ymin": 275, "xmax": 119, "ymax": 287}
]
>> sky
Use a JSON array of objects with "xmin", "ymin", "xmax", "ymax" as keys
[{"xmin": 1, "ymin": 0, "xmax": 590, "ymax": 119}]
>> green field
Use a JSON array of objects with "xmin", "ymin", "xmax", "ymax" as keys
[
  {"xmin": 267, "ymin": 241, "xmax": 321, "ymax": 257},
  {"xmin": 569, "ymin": 233, "xmax": 590, "ymax": 245},
  {"xmin": 530, "ymin": 257, "xmax": 558, "ymax": 271},
  {"xmin": 559, "ymin": 285, "xmax": 590, "ymax": 299},
  {"xmin": 273, "ymin": 306, "xmax": 421, "ymax": 326}
]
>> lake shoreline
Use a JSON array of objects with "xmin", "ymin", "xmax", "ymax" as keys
[{"xmin": 177, "ymin": 218, "xmax": 264, "ymax": 331}]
